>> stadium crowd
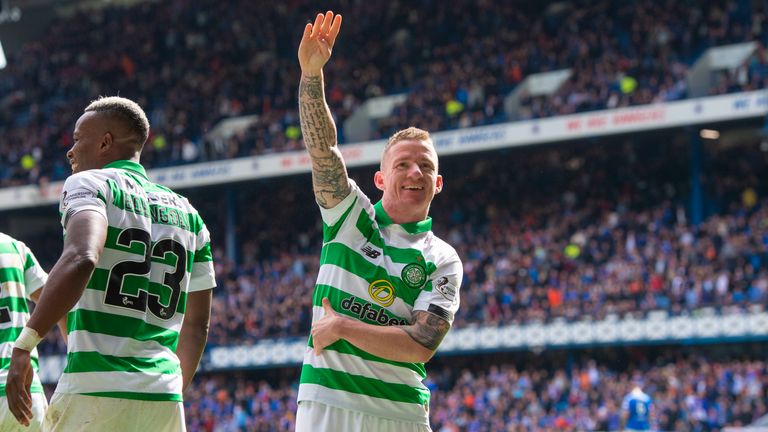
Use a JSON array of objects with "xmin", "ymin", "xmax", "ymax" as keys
[
  {"xmin": 2, "ymin": 2, "xmax": 768, "ymax": 429},
  {"xmin": 1, "ymin": 0, "xmax": 766, "ymax": 187},
  {"xmin": 22, "ymin": 130, "xmax": 767, "ymax": 429},
  {"xmin": 201, "ymin": 137, "xmax": 768, "ymax": 345},
  {"xmin": 22, "ymin": 133, "xmax": 768, "ymax": 353},
  {"xmin": 182, "ymin": 351, "xmax": 768, "ymax": 431}
]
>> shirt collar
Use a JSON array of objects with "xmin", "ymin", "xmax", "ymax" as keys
[
  {"xmin": 374, "ymin": 201, "xmax": 432, "ymax": 234},
  {"xmin": 102, "ymin": 160, "xmax": 148, "ymax": 179}
]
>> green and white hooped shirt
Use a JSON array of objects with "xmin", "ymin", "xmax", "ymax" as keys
[
  {"xmin": 0, "ymin": 233, "xmax": 48, "ymax": 396},
  {"xmin": 56, "ymin": 160, "xmax": 216, "ymax": 402},
  {"xmin": 298, "ymin": 179, "xmax": 463, "ymax": 424}
]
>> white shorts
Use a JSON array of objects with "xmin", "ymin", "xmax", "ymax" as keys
[
  {"xmin": 296, "ymin": 400, "xmax": 431, "ymax": 432},
  {"xmin": 0, "ymin": 393, "xmax": 48, "ymax": 432},
  {"xmin": 43, "ymin": 393, "xmax": 185, "ymax": 432}
]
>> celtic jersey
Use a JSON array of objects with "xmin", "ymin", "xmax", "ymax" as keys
[
  {"xmin": 0, "ymin": 233, "xmax": 47, "ymax": 396},
  {"xmin": 56, "ymin": 160, "xmax": 216, "ymax": 402},
  {"xmin": 298, "ymin": 180, "xmax": 462, "ymax": 424}
]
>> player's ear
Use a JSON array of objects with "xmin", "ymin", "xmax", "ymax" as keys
[
  {"xmin": 374, "ymin": 171, "xmax": 385, "ymax": 191},
  {"xmin": 101, "ymin": 131, "xmax": 113, "ymax": 151},
  {"xmin": 435, "ymin": 175, "xmax": 443, "ymax": 195}
]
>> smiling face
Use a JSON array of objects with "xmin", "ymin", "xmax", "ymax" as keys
[
  {"xmin": 67, "ymin": 97, "xmax": 150, "ymax": 174},
  {"xmin": 67, "ymin": 112, "xmax": 108, "ymax": 174},
  {"xmin": 375, "ymin": 138, "xmax": 443, "ymax": 223}
]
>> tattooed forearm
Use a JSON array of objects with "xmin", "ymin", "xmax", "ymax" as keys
[
  {"xmin": 299, "ymin": 74, "xmax": 350, "ymax": 208},
  {"xmin": 400, "ymin": 311, "xmax": 450, "ymax": 351},
  {"xmin": 299, "ymin": 75, "xmax": 323, "ymax": 99},
  {"xmin": 299, "ymin": 75, "xmax": 337, "ymax": 153}
]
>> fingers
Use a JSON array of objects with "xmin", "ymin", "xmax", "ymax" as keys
[
  {"xmin": 310, "ymin": 13, "xmax": 324, "ymax": 38},
  {"xmin": 312, "ymin": 298, "xmax": 339, "ymax": 356},
  {"xmin": 320, "ymin": 11, "xmax": 334, "ymax": 35},
  {"xmin": 18, "ymin": 392, "xmax": 32, "ymax": 426},
  {"xmin": 306, "ymin": 11, "xmax": 342, "ymax": 45},
  {"xmin": 328, "ymin": 14, "xmax": 343, "ymax": 46},
  {"xmin": 7, "ymin": 354, "xmax": 33, "ymax": 426},
  {"xmin": 7, "ymin": 384, "xmax": 32, "ymax": 426},
  {"xmin": 322, "ymin": 297, "xmax": 333, "ymax": 314},
  {"xmin": 311, "ymin": 328, "xmax": 324, "ymax": 355}
]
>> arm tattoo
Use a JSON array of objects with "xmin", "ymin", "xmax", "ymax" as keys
[
  {"xmin": 401, "ymin": 310, "xmax": 451, "ymax": 351},
  {"xmin": 299, "ymin": 75, "xmax": 350, "ymax": 207},
  {"xmin": 298, "ymin": 75, "xmax": 336, "ymax": 153},
  {"xmin": 311, "ymin": 153, "xmax": 350, "ymax": 208},
  {"xmin": 299, "ymin": 75, "xmax": 323, "ymax": 99}
]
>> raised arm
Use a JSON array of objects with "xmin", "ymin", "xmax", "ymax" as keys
[{"xmin": 298, "ymin": 11, "xmax": 351, "ymax": 208}]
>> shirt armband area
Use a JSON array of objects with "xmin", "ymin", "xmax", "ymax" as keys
[
  {"xmin": 60, "ymin": 172, "xmax": 109, "ymax": 228},
  {"xmin": 427, "ymin": 304, "xmax": 453, "ymax": 322},
  {"xmin": 413, "ymin": 259, "xmax": 462, "ymax": 326}
]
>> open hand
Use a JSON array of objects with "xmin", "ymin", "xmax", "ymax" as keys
[{"xmin": 298, "ymin": 11, "xmax": 342, "ymax": 76}]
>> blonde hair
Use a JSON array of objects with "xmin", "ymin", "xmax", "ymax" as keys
[
  {"xmin": 85, "ymin": 96, "xmax": 150, "ymax": 150},
  {"xmin": 381, "ymin": 127, "xmax": 435, "ymax": 168}
]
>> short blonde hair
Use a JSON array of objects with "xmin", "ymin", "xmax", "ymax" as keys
[
  {"xmin": 85, "ymin": 96, "xmax": 150, "ymax": 150},
  {"xmin": 381, "ymin": 127, "xmax": 435, "ymax": 168}
]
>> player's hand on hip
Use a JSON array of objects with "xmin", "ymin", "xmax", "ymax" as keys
[
  {"xmin": 6, "ymin": 348, "xmax": 34, "ymax": 426},
  {"xmin": 311, "ymin": 298, "xmax": 342, "ymax": 355},
  {"xmin": 298, "ymin": 11, "xmax": 342, "ymax": 76}
]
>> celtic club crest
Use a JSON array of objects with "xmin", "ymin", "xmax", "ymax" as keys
[{"xmin": 402, "ymin": 263, "xmax": 427, "ymax": 289}]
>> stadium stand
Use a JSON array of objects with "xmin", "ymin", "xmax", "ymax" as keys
[
  {"xmin": 182, "ymin": 346, "xmax": 768, "ymax": 431},
  {"xmin": 9, "ymin": 108, "xmax": 768, "ymax": 431},
  {"xmin": 186, "ymin": 136, "xmax": 768, "ymax": 344},
  {"xmin": 19, "ymin": 132, "xmax": 768, "ymax": 348},
  {"xmin": 1, "ymin": 0, "xmax": 766, "ymax": 187}
]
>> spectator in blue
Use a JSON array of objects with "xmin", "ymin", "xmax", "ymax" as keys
[{"xmin": 621, "ymin": 380, "xmax": 654, "ymax": 431}]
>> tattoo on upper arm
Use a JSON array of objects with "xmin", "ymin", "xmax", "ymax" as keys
[
  {"xmin": 299, "ymin": 75, "xmax": 350, "ymax": 207},
  {"xmin": 311, "ymin": 153, "xmax": 350, "ymax": 208},
  {"xmin": 401, "ymin": 310, "xmax": 451, "ymax": 351}
]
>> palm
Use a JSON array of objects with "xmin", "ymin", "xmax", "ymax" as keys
[
  {"xmin": 298, "ymin": 11, "xmax": 342, "ymax": 75},
  {"xmin": 299, "ymin": 39, "xmax": 332, "ymax": 72}
]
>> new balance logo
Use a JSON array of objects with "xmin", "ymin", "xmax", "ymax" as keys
[{"xmin": 361, "ymin": 245, "xmax": 381, "ymax": 259}]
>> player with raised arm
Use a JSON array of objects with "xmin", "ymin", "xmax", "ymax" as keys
[
  {"xmin": 6, "ymin": 96, "xmax": 216, "ymax": 431},
  {"xmin": 0, "ymin": 233, "xmax": 49, "ymax": 431},
  {"xmin": 296, "ymin": 11, "xmax": 463, "ymax": 431}
]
